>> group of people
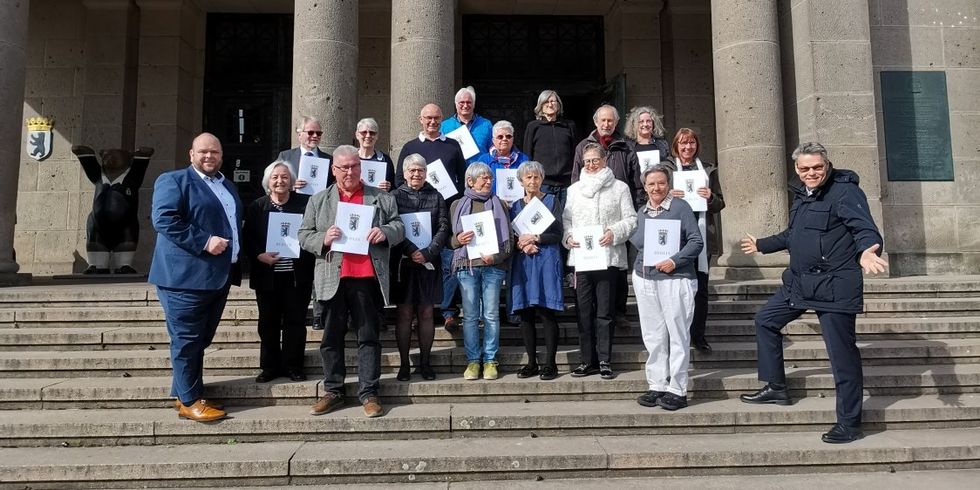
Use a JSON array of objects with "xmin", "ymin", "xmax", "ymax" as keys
[{"xmin": 149, "ymin": 86, "xmax": 887, "ymax": 445}]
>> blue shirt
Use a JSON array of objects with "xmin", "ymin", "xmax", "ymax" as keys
[
  {"xmin": 440, "ymin": 113, "xmax": 493, "ymax": 164},
  {"xmin": 192, "ymin": 166, "xmax": 240, "ymax": 263}
]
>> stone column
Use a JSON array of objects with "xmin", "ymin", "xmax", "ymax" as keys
[
  {"xmin": 711, "ymin": 0, "xmax": 789, "ymax": 279},
  {"xmin": 292, "ymin": 0, "xmax": 358, "ymax": 152},
  {"xmin": 0, "ymin": 0, "xmax": 30, "ymax": 281},
  {"xmin": 389, "ymin": 0, "xmax": 455, "ymax": 160}
]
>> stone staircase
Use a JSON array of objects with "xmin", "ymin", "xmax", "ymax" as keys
[{"xmin": 1, "ymin": 276, "xmax": 979, "ymax": 487}]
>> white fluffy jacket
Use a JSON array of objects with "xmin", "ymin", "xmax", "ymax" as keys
[{"xmin": 561, "ymin": 167, "xmax": 638, "ymax": 270}]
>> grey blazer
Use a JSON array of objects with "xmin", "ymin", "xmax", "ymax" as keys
[{"xmin": 298, "ymin": 185, "xmax": 405, "ymax": 306}]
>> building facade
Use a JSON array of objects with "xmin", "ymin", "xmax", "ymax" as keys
[{"xmin": 2, "ymin": 0, "xmax": 977, "ymax": 281}]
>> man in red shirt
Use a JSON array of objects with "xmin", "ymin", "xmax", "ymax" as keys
[{"xmin": 299, "ymin": 145, "xmax": 404, "ymax": 418}]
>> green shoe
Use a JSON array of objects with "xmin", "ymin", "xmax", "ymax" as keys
[
  {"xmin": 463, "ymin": 362, "xmax": 481, "ymax": 380},
  {"xmin": 482, "ymin": 361, "xmax": 499, "ymax": 380}
]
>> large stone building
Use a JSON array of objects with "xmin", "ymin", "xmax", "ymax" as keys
[{"xmin": 2, "ymin": 0, "xmax": 977, "ymax": 282}]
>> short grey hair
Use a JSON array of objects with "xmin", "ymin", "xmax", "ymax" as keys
[
  {"xmin": 641, "ymin": 164, "xmax": 672, "ymax": 187},
  {"xmin": 296, "ymin": 116, "xmax": 320, "ymax": 132},
  {"xmin": 534, "ymin": 90, "xmax": 563, "ymax": 119},
  {"xmin": 464, "ymin": 162, "xmax": 492, "ymax": 186},
  {"xmin": 592, "ymin": 104, "xmax": 620, "ymax": 124},
  {"xmin": 356, "ymin": 117, "xmax": 379, "ymax": 133},
  {"xmin": 455, "ymin": 86, "xmax": 476, "ymax": 104},
  {"xmin": 624, "ymin": 106, "xmax": 666, "ymax": 140},
  {"xmin": 332, "ymin": 144, "xmax": 359, "ymax": 161},
  {"xmin": 261, "ymin": 160, "xmax": 296, "ymax": 194},
  {"xmin": 402, "ymin": 153, "xmax": 427, "ymax": 174},
  {"xmin": 791, "ymin": 142, "xmax": 831, "ymax": 166},
  {"xmin": 492, "ymin": 120, "xmax": 514, "ymax": 136},
  {"xmin": 517, "ymin": 160, "xmax": 545, "ymax": 180},
  {"xmin": 582, "ymin": 142, "xmax": 608, "ymax": 160}
]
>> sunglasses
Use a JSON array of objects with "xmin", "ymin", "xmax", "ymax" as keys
[
  {"xmin": 358, "ymin": 130, "xmax": 378, "ymax": 136},
  {"xmin": 495, "ymin": 134, "xmax": 514, "ymax": 140},
  {"xmin": 302, "ymin": 131, "xmax": 323, "ymax": 137}
]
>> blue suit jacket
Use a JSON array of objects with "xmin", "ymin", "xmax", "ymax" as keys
[{"xmin": 148, "ymin": 166, "xmax": 243, "ymax": 290}]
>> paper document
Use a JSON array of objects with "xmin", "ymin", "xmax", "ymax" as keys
[
  {"xmin": 460, "ymin": 210, "xmax": 499, "ymax": 259},
  {"xmin": 425, "ymin": 159, "xmax": 458, "ymax": 200},
  {"xmin": 445, "ymin": 125, "xmax": 481, "ymax": 159},
  {"xmin": 331, "ymin": 202, "xmax": 376, "ymax": 255},
  {"xmin": 360, "ymin": 159, "xmax": 387, "ymax": 188},
  {"xmin": 511, "ymin": 196, "xmax": 555, "ymax": 236},
  {"xmin": 297, "ymin": 154, "xmax": 331, "ymax": 195},
  {"xmin": 673, "ymin": 169, "xmax": 708, "ymax": 212},
  {"xmin": 401, "ymin": 211, "xmax": 433, "ymax": 250},
  {"xmin": 265, "ymin": 212, "xmax": 303, "ymax": 258},
  {"xmin": 495, "ymin": 167, "xmax": 524, "ymax": 202},
  {"xmin": 571, "ymin": 225, "xmax": 609, "ymax": 272},
  {"xmin": 636, "ymin": 150, "xmax": 661, "ymax": 173},
  {"xmin": 642, "ymin": 218, "xmax": 681, "ymax": 266}
]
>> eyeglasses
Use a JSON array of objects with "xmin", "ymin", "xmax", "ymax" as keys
[
  {"xmin": 302, "ymin": 130, "xmax": 323, "ymax": 137},
  {"xmin": 358, "ymin": 130, "xmax": 377, "ymax": 136},
  {"xmin": 333, "ymin": 164, "xmax": 361, "ymax": 173},
  {"xmin": 495, "ymin": 134, "xmax": 514, "ymax": 140},
  {"xmin": 583, "ymin": 158, "xmax": 603, "ymax": 165},
  {"xmin": 406, "ymin": 168, "xmax": 426, "ymax": 174}
]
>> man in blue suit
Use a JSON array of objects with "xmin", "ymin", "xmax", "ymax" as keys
[{"xmin": 149, "ymin": 132, "xmax": 242, "ymax": 422}]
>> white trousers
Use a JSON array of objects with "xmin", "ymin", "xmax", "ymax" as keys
[{"xmin": 633, "ymin": 272, "xmax": 697, "ymax": 396}]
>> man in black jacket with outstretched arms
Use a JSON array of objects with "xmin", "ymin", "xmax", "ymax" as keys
[{"xmin": 739, "ymin": 142, "xmax": 888, "ymax": 444}]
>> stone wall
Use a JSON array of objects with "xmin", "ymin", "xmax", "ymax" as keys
[{"xmin": 870, "ymin": 0, "xmax": 980, "ymax": 275}]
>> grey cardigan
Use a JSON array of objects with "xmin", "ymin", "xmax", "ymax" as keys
[
  {"xmin": 298, "ymin": 185, "xmax": 405, "ymax": 306},
  {"xmin": 629, "ymin": 197, "xmax": 704, "ymax": 281}
]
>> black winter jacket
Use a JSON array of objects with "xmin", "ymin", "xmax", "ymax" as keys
[
  {"xmin": 756, "ymin": 168, "xmax": 883, "ymax": 314},
  {"xmin": 242, "ymin": 192, "xmax": 315, "ymax": 291},
  {"xmin": 390, "ymin": 182, "xmax": 451, "ymax": 264},
  {"xmin": 523, "ymin": 118, "xmax": 578, "ymax": 188}
]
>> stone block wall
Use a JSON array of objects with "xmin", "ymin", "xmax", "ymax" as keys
[
  {"xmin": 870, "ymin": 0, "xmax": 980, "ymax": 275},
  {"xmin": 358, "ymin": 1, "xmax": 392, "ymax": 153}
]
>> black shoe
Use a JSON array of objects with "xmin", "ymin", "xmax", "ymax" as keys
[
  {"xmin": 418, "ymin": 364, "xmax": 436, "ymax": 380},
  {"xmin": 599, "ymin": 362, "xmax": 616, "ymax": 379},
  {"xmin": 312, "ymin": 316, "xmax": 324, "ymax": 331},
  {"xmin": 637, "ymin": 390, "xmax": 665, "ymax": 407},
  {"xmin": 396, "ymin": 365, "xmax": 411, "ymax": 381},
  {"xmin": 570, "ymin": 363, "xmax": 600, "ymax": 377},
  {"xmin": 739, "ymin": 384, "xmax": 793, "ymax": 405},
  {"xmin": 115, "ymin": 265, "xmax": 139, "ymax": 274},
  {"xmin": 288, "ymin": 370, "xmax": 307, "ymax": 382},
  {"xmin": 539, "ymin": 365, "xmax": 558, "ymax": 380},
  {"xmin": 255, "ymin": 371, "xmax": 277, "ymax": 383},
  {"xmin": 83, "ymin": 265, "xmax": 99, "ymax": 275},
  {"xmin": 693, "ymin": 339, "xmax": 712, "ymax": 353},
  {"xmin": 821, "ymin": 423, "xmax": 864, "ymax": 444},
  {"xmin": 516, "ymin": 364, "xmax": 539, "ymax": 378},
  {"xmin": 656, "ymin": 392, "xmax": 688, "ymax": 411}
]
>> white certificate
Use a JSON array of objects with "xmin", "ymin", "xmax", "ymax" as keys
[
  {"xmin": 426, "ymin": 159, "xmax": 458, "ymax": 200},
  {"xmin": 360, "ymin": 160, "xmax": 387, "ymax": 188},
  {"xmin": 636, "ymin": 150, "xmax": 660, "ymax": 173},
  {"xmin": 331, "ymin": 202, "xmax": 376, "ymax": 255},
  {"xmin": 673, "ymin": 169, "xmax": 708, "ymax": 212},
  {"xmin": 460, "ymin": 210, "xmax": 499, "ymax": 259},
  {"xmin": 495, "ymin": 167, "xmax": 524, "ymax": 202},
  {"xmin": 643, "ymin": 218, "xmax": 681, "ymax": 266},
  {"xmin": 265, "ymin": 212, "xmax": 303, "ymax": 259},
  {"xmin": 297, "ymin": 154, "xmax": 331, "ymax": 196},
  {"xmin": 511, "ymin": 196, "xmax": 555, "ymax": 236},
  {"xmin": 572, "ymin": 225, "xmax": 609, "ymax": 272},
  {"xmin": 445, "ymin": 125, "xmax": 481, "ymax": 159},
  {"xmin": 401, "ymin": 211, "xmax": 432, "ymax": 250}
]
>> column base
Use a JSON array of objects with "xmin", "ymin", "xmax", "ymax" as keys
[
  {"xmin": 0, "ymin": 273, "xmax": 31, "ymax": 287},
  {"xmin": 711, "ymin": 252, "xmax": 790, "ymax": 281}
]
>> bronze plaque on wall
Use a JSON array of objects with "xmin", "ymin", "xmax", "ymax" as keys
[{"xmin": 880, "ymin": 71, "xmax": 954, "ymax": 181}]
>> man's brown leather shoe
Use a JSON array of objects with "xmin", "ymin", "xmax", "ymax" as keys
[
  {"xmin": 177, "ymin": 399, "xmax": 227, "ymax": 422},
  {"xmin": 173, "ymin": 398, "xmax": 224, "ymax": 411},
  {"xmin": 310, "ymin": 392, "xmax": 345, "ymax": 416},
  {"xmin": 362, "ymin": 396, "xmax": 383, "ymax": 418}
]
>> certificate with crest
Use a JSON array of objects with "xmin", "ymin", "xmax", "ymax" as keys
[
  {"xmin": 460, "ymin": 210, "xmax": 499, "ymax": 259},
  {"xmin": 360, "ymin": 159, "xmax": 387, "ymax": 188},
  {"xmin": 445, "ymin": 125, "xmax": 481, "ymax": 159},
  {"xmin": 636, "ymin": 150, "xmax": 660, "ymax": 173},
  {"xmin": 331, "ymin": 202, "xmax": 375, "ymax": 255},
  {"xmin": 297, "ymin": 154, "xmax": 331, "ymax": 196},
  {"xmin": 643, "ymin": 218, "xmax": 681, "ymax": 266},
  {"xmin": 495, "ymin": 167, "xmax": 524, "ymax": 202},
  {"xmin": 265, "ymin": 212, "xmax": 303, "ymax": 258},
  {"xmin": 571, "ymin": 225, "xmax": 608, "ymax": 272},
  {"xmin": 401, "ymin": 211, "xmax": 432, "ymax": 250},
  {"xmin": 511, "ymin": 196, "xmax": 555, "ymax": 236},
  {"xmin": 672, "ymin": 169, "xmax": 708, "ymax": 212},
  {"xmin": 425, "ymin": 159, "xmax": 458, "ymax": 200}
]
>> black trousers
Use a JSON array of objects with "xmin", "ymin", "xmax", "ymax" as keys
[
  {"xmin": 575, "ymin": 267, "xmax": 618, "ymax": 366},
  {"xmin": 518, "ymin": 306, "xmax": 559, "ymax": 367},
  {"xmin": 755, "ymin": 288, "xmax": 863, "ymax": 427},
  {"xmin": 254, "ymin": 273, "xmax": 312, "ymax": 374},
  {"xmin": 319, "ymin": 277, "xmax": 382, "ymax": 403},
  {"xmin": 690, "ymin": 270, "xmax": 709, "ymax": 344}
]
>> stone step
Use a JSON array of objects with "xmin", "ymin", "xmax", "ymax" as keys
[
  {"xmin": 3, "ymin": 316, "xmax": 978, "ymax": 352},
  {"xmin": 1, "ymin": 427, "xmax": 978, "ymax": 486},
  {"xmin": 6, "ymin": 296, "xmax": 980, "ymax": 329},
  {"xmin": 3, "ymin": 364, "xmax": 978, "ymax": 409},
  {"xmin": 2, "ymin": 339, "xmax": 979, "ymax": 378},
  {"xmin": 0, "ymin": 395, "xmax": 977, "ymax": 448}
]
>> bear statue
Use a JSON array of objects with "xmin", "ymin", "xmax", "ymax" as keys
[{"xmin": 71, "ymin": 145, "xmax": 154, "ymax": 274}]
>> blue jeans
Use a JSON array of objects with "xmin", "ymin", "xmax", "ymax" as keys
[
  {"xmin": 456, "ymin": 266, "xmax": 506, "ymax": 362},
  {"xmin": 441, "ymin": 248, "xmax": 459, "ymax": 319}
]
